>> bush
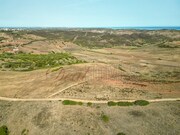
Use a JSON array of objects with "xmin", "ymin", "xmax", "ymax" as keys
[
  {"xmin": 117, "ymin": 132, "xmax": 126, "ymax": 135},
  {"xmin": 51, "ymin": 67, "xmax": 62, "ymax": 72},
  {"xmin": 87, "ymin": 102, "xmax": 92, "ymax": 106},
  {"xmin": 78, "ymin": 102, "xmax": 83, "ymax": 105},
  {"xmin": 101, "ymin": 114, "xmax": 109, "ymax": 122},
  {"xmin": 117, "ymin": 102, "xmax": 134, "ymax": 106},
  {"xmin": 21, "ymin": 129, "xmax": 29, "ymax": 135},
  {"xmin": 107, "ymin": 100, "xmax": 150, "ymax": 107},
  {"xmin": 134, "ymin": 100, "xmax": 149, "ymax": 106},
  {"xmin": 62, "ymin": 100, "xmax": 77, "ymax": 105},
  {"xmin": 0, "ymin": 125, "xmax": 9, "ymax": 135},
  {"xmin": 62, "ymin": 100, "xmax": 83, "ymax": 105},
  {"xmin": 107, "ymin": 101, "xmax": 117, "ymax": 106}
]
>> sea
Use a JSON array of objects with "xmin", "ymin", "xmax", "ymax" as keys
[
  {"xmin": 110, "ymin": 26, "xmax": 180, "ymax": 30},
  {"xmin": 0, "ymin": 26, "xmax": 180, "ymax": 30}
]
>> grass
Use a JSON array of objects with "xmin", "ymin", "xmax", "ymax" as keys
[
  {"xmin": 107, "ymin": 100, "xmax": 149, "ymax": 106},
  {"xmin": 62, "ymin": 100, "xmax": 83, "ymax": 105},
  {"xmin": 0, "ymin": 125, "xmax": 9, "ymax": 135},
  {"xmin": 0, "ymin": 52, "xmax": 85, "ymax": 71}
]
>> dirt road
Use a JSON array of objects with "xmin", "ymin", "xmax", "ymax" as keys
[{"xmin": 0, "ymin": 96, "xmax": 179, "ymax": 103}]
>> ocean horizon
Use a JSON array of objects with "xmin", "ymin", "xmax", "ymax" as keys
[{"xmin": 0, "ymin": 26, "xmax": 180, "ymax": 30}]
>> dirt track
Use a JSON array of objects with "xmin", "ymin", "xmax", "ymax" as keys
[{"xmin": 0, "ymin": 96, "xmax": 179, "ymax": 103}]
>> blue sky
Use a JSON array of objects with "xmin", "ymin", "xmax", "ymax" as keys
[{"xmin": 0, "ymin": 0, "xmax": 180, "ymax": 27}]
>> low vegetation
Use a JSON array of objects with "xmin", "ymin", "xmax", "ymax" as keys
[
  {"xmin": 0, "ymin": 52, "xmax": 85, "ymax": 71},
  {"xmin": 108, "ymin": 100, "xmax": 149, "ymax": 106},
  {"xmin": 117, "ymin": 132, "xmax": 126, "ymax": 135},
  {"xmin": 61, "ymin": 99, "xmax": 149, "ymax": 106},
  {"xmin": 87, "ymin": 102, "xmax": 92, "ymax": 106},
  {"xmin": 134, "ymin": 100, "xmax": 150, "ymax": 106},
  {"xmin": 107, "ymin": 101, "xmax": 117, "ymax": 106},
  {"xmin": 51, "ymin": 66, "xmax": 63, "ymax": 72},
  {"xmin": 124, "ymin": 70, "xmax": 180, "ymax": 83},
  {"xmin": 21, "ymin": 129, "xmax": 29, "ymax": 135},
  {"xmin": 118, "ymin": 64, "xmax": 126, "ymax": 72},
  {"xmin": 101, "ymin": 113, "xmax": 109, "ymax": 122},
  {"xmin": 117, "ymin": 102, "xmax": 134, "ymax": 106},
  {"xmin": 62, "ymin": 100, "xmax": 83, "ymax": 105},
  {"xmin": 0, "ymin": 125, "xmax": 9, "ymax": 135}
]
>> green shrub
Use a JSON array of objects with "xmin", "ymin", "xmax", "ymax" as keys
[
  {"xmin": 117, "ymin": 102, "xmax": 134, "ymax": 106},
  {"xmin": 101, "ymin": 114, "xmax": 109, "ymax": 122},
  {"xmin": 134, "ymin": 100, "xmax": 149, "ymax": 106},
  {"xmin": 62, "ymin": 100, "xmax": 83, "ymax": 105},
  {"xmin": 87, "ymin": 102, "xmax": 92, "ymax": 106},
  {"xmin": 21, "ymin": 129, "xmax": 29, "ymax": 135},
  {"xmin": 96, "ymin": 106, "xmax": 100, "ymax": 109},
  {"xmin": 107, "ymin": 100, "xmax": 149, "ymax": 107},
  {"xmin": 78, "ymin": 102, "xmax": 83, "ymax": 105},
  {"xmin": 117, "ymin": 132, "xmax": 126, "ymax": 135},
  {"xmin": 107, "ymin": 101, "xmax": 117, "ymax": 106},
  {"xmin": 62, "ymin": 100, "xmax": 77, "ymax": 105},
  {"xmin": 0, "ymin": 125, "xmax": 9, "ymax": 135},
  {"xmin": 51, "ymin": 67, "xmax": 62, "ymax": 72}
]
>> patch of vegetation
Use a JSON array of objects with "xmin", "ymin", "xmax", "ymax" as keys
[
  {"xmin": 158, "ymin": 43, "xmax": 178, "ymax": 48},
  {"xmin": 117, "ymin": 102, "xmax": 134, "ymax": 106},
  {"xmin": 108, "ymin": 101, "xmax": 134, "ymax": 106},
  {"xmin": 118, "ymin": 64, "xmax": 126, "ymax": 72},
  {"xmin": 0, "ymin": 125, "xmax": 9, "ymax": 135},
  {"xmin": 62, "ymin": 100, "xmax": 83, "ymax": 105},
  {"xmin": 0, "ymin": 52, "xmax": 85, "ymax": 71},
  {"xmin": 107, "ymin": 101, "xmax": 117, "ymax": 106},
  {"xmin": 101, "ymin": 114, "xmax": 109, "ymax": 122},
  {"xmin": 51, "ymin": 66, "xmax": 63, "ymax": 72},
  {"xmin": 78, "ymin": 102, "xmax": 83, "ymax": 105},
  {"xmin": 0, "ymin": 37, "xmax": 7, "ymax": 41},
  {"xmin": 29, "ymin": 29, "xmax": 175, "ymax": 48},
  {"xmin": 21, "ymin": 129, "xmax": 29, "ymax": 135},
  {"xmin": 87, "ymin": 102, "xmax": 92, "ymax": 106},
  {"xmin": 123, "ymin": 71, "xmax": 180, "ymax": 83},
  {"xmin": 107, "ymin": 100, "xmax": 149, "ymax": 106},
  {"xmin": 117, "ymin": 132, "xmax": 126, "ymax": 135},
  {"xmin": 134, "ymin": 100, "xmax": 149, "ymax": 106},
  {"xmin": 128, "ymin": 110, "xmax": 145, "ymax": 117}
]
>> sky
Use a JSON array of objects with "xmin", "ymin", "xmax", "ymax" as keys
[{"xmin": 0, "ymin": 0, "xmax": 180, "ymax": 27}]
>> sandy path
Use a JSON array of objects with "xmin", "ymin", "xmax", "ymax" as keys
[
  {"xmin": 47, "ymin": 81, "xmax": 86, "ymax": 98},
  {"xmin": 0, "ymin": 96, "xmax": 179, "ymax": 103}
]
